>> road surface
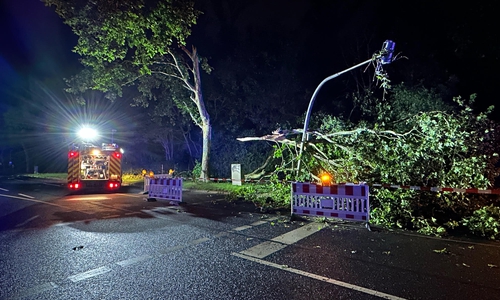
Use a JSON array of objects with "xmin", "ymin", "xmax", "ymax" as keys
[{"xmin": 1, "ymin": 176, "xmax": 499, "ymax": 299}]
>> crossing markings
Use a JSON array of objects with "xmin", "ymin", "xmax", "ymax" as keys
[
  {"xmin": 232, "ymin": 225, "xmax": 253, "ymax": 231},
  {"xmin": 249, "ymin": 220, "xmax": 268, "ymax": 226},
  {"xmin": 232, "ymin": 252, "xmax": 407, "ymax": 300},
  {"xmin": 233, "ymin": 222, "xmax": 408, "ymax": 300},
  {"xmin": 239, "ymin": 223, "xmax": 322, "ymax": 259}
]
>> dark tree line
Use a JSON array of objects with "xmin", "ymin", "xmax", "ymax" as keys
[{"xmin": 2, "ymin": 0, "xmax": 499, "ymax": 178}]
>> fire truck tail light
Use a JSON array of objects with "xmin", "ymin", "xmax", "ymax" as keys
[
  {"xmin": 68, "ymin": 151, "xmax": 78, "ymax": 158},
  {"xmin": 113, "ymin": 152, "xmax": 122, "ymax": 159},
  {"xmin": 68, "ymin": 183, "xmax": 80, "ymax": 189}
]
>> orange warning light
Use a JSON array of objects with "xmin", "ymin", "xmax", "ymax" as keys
[{"xmin": 319, "ymin": 173, "xmax": 333, "ymax": 186}]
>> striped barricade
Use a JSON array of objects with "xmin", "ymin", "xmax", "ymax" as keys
[
  {"xmin": 148, "ymin": 177, "xmax": 182, "ymax": 202},
  {"xmin": 143, "ymin": 174, "xmax": 173, "ymax": 193},
  {"xmin": 291, "ymin": 182, "xmax": 370, "ymax": 230}
]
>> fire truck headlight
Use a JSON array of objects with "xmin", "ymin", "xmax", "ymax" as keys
[{"xmin": 78, "ymin": 127, "xmax": 98, "ymax": 141}]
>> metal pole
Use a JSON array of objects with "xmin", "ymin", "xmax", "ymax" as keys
[{"xmin": 296, "ymin": 58, "xmax": 373, "ymax": 176}]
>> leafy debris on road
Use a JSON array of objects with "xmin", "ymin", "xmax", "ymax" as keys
[
  {"xmin": 281, "ymin": 265, "xmax": 289, "ymax": 269},
  {"xmin": 351, "ymin": 250, "xmax": 357, "ymax": 254},
  {"xmin": 488, "ymin": 264, "xmax": 498, "ymax": 268},
  {"xmin": 382, "ymin": 251, "xmax": 391, "ymax": 255},
  {"xmin": 468, "ymin": 245, "xmax": 475, "ymax": 250},
  {"xmin": 462, "ymin": 263, "xmax": 471, "ymax": 268},
  {"xmin": 433, "ymin": 247, "xmax": 450, "ymax": 254},
  {"xmin": 72, "ymin": 245, "xmax": 84, "ymax": 251}
]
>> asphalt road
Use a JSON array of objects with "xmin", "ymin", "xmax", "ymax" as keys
[{"xmin": 0, "ymin": 176, "xmax": 499, "ymax": 300}]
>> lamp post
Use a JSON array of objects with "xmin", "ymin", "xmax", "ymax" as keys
[
  {"xmin": 111, "ymin": 129, "xmax": 117, "ymax": 144},
  {"xmin": 296, "ymin": 40, "xmax": 396, "ymax": 176}
]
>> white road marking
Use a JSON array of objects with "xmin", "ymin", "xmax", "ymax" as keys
[
  {"xmin": 66, "ymin": 196, "xmax": 110, "ymax": 201},
  {"xmin": 214, "ymin": 232, "xmax": 230, "ymax": 238},
  {"xmin": 12, "ymin": 282, "xmax": 58, "ymax": 299},
  {"xmin": 239, "ymin": 223, "xmax": 322, "ymax": 259},
  {"xmin": 141, "ymin": 210, "xmax": 172, "ymax": 219},
  {"xmin": 67, "ymin": 266, "xmax": 112, "ymax": 282},
  {"xmin": 250, "ymin": 220, "xmax": 268, "ymax": 226},
  {"xmin": 232, "ymin": 225, "xmax": 253, "ymax": 231},
  {"xmin": 18, "ymin": 193, "xmax": 35, "ymax": 199},
  {"xmin": 43, "ymin": 183, "xmax": 62, "ymax": 187},
  {"xmin": 116, "ymin": 255, "xmax": 152, "ymax": 267},
  {"xmin": 15, "ymin": 215, "xmax": 39, "ymax": 227},
  {"xmin": 0, "ymin": 187, "xmax": 9, "ymax": 191},
  {"xmin": 53, "ymin": 222, "xmax": 74, "ymax": 227},
  {"xmin": 239, "ymin": 241, "xmax": 288, "ymax": 259},
  {"xmin": 0, "ymin": 193, "xmax": 67, "ymax": 208},
  {"xmin": 189, "ymin": 237, "xmax": 211, "ymax": 245},
  {"xmin": 115, "ymin": 193, "xmax": 143, "ymax": 198},
  {"xmin": 158, "ymin": 244, "xmax": 186, "ymax": 254},
  {"xmin": 271, "ymin": 223, "xmax": 323, "ymax": 245},
  {"xmin": 102, "ymin": 214, "xmax": 121, "ymax": 219},
  {"xmin": 232, "ymin": 252, "xmax": 407, "ymax": 300}
]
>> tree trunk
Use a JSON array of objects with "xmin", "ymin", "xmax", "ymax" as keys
[
  {"xmin": 21, "ymin": 141, "xmax": 30, "ymax": 173},
  {"xmin": 189, "ymin": 46, "xmax": 211, "ymax": 181},
  {"xmin": 201, "ymin": 123, "xmax": 211, "ymax": 181}
]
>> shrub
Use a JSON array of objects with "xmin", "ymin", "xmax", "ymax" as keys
[{"xmin": 462, "ymin": 205, "xmax": 500, "ymax": 240}]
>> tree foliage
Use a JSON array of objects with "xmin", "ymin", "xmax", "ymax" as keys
[
  {"xmin": 44, "ymin": 0, "xmax": 215, "ymax": 180},
  {"xmin": 240, "ymin": 85, "xmax": 500, "ymax": 238}
]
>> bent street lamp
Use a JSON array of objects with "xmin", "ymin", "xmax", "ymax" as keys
[{"xmin": 296, "ymin": 40, "xmax": 396, "ymax": 176}]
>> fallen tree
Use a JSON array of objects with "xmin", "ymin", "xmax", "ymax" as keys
[{"xmin": 238, "ymin": 92, "xmax": 500, "ymax": 239}]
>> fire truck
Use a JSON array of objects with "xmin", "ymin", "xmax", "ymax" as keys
[{"xmin": 67, "ymin": 142, "xmax": 123, "ymax": 191}]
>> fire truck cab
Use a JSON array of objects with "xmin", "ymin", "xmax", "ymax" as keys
[{"xmin": 67, "ymin": 142, "xmax": 122, "ymax": 191}]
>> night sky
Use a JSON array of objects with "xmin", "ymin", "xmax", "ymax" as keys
[{"xmin": 1, "ymin": 0, "xmax": 499, "ymax": 118}]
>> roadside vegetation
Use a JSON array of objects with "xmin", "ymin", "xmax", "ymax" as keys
[{"xmin": 235, "ymin": 87, "xmax": 500, "ymax": 240}]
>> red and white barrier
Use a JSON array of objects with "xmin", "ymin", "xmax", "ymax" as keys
[
  {"xmin": 148, "ymin": 178, "xmax": 182, "ymax": 202},
  {"xmin": 371, "ymin": 183, "xmax": 500, "ymax": 194},
  {"xmin": 291, "ymin": 182, "xmax": 370, "ymax": 228},
  {"xmin": 143, "ymin": 174, "xmax": 173, "ymax": 193}
]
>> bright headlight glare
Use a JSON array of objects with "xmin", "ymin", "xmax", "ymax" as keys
[{"xmin": 78, "ymin": 127, "xmax": 98, "ymax": 140}]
